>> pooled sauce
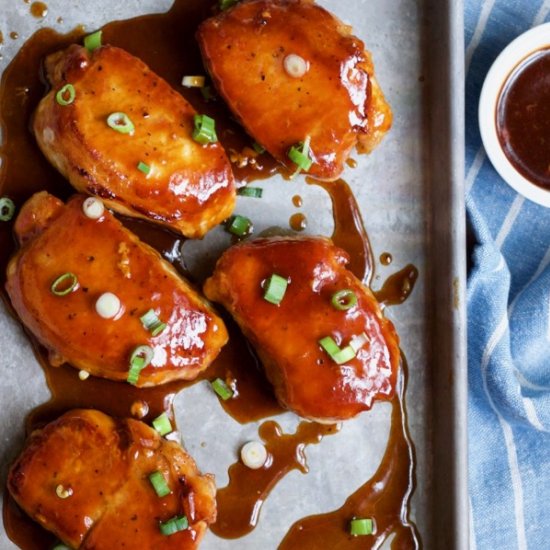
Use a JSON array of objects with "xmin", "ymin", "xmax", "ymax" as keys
[
  {"xmin": 30, "ymin": 2, "xmax": 48, "ymax": 18},
  {"xmin": 375, "ymin": 264, "xmax": 419, "ymax": 307},
  {"xmin": 496, "ymin": 47, "xmax": 550, "ymax": 189},
  {"xmin": 279, "ymin": 363, "xmax": 420, "ymax": 549},
  {"xmin": 308, "ymin": 178, "xmax": 374, "ymax": 285},
  {"xmin": 289, "ymin": 212, "xmax": 307, "ymax": 231},
  {"xmin": 212, "ymin": 421, "xmax": 340, "ymax": 539},
  {"xmin": 0, "ymin": 1, "xmax": 419, "ymax": 548}
]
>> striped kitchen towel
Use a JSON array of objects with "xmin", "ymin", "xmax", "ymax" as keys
[{"xmin": 466, "ymin": 0, "xmax": 550, "ymax": 548}]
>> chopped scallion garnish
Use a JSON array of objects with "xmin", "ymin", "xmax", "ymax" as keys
[
  {"xmin": 237, "ymin": 186, "xmax": 263, "ymax": 198},
  {"xmin": 288, "ymin": 135, "xmax": 313, "ymax": 173},
  {"xmin": 159, "ymin": 515, "xmax": 189, "ymax": 536},
  {"xmin": 220, "ymin": 0, "xmax": 239, "ymax": 10},
  {"xmin": 211, "ymin": 378, "xmax": 233, "ymax": 400},
  {"xmin": 350, "ymin": 332, "xmax": 369, "ymax": 353},
  {"xmin": 84, "ymin": 30, "xmax": 102, "ymax": 52},
  {"xmin": 331, "ymin": 289, "xmax": 358, "ymax": 311},
  {"xmin": 0, "ymin": 197, "xmax": 15, "ymax": 221},
  {"xmin": 107, "ymin": 112, "xmax": 135, "ymax": 134},
  {"xmin": 152, "ymin": 412, "xmax": 172, "ymax": 436},
  {"xmin": 140, "ymin": 309, "xmax": 167, "ymax": 337},
  {"xmin": 182, "ymin": 75, "xmax": 205, "ymax": 88},
  {"xmin": 127, "ymin": 345, "xmax": 154, "ymax": 385},
  {"xmin": 55, "ymin": 84, "xmax": 76, "ymax": 106},
  {"xmin": 148, "ymin": 471, "xmax": 172, "ymax": 498},
  {"xmin": 137, "ymin": 161, "xmax": 151, "ymax": 175},
  {"xmin": 252, "ymin": 142, "xmax": 265, "ymax": 154},
  {"xmin": 263, "ymin": 274, "xmax": 288, "ymax": 305},
  {"xmin": 192, "ymin": 114, "xmax": 218, "ymax": 144},
  {"xmin": 319, "ymin": 336, "xmax": 356, "ymax": 365},
  {"xmin": 349, "ymin": 517, "xmax": 375, "ymax": 536},
  {"xmin": 50, "ymin": 273, "xmax": 78, "ymax": 296},
  {"xmin": 226, "ymin": 214, "xmax": 252, "ymax": 237},
  {"xmin": 52, "ymin": 543, "xmax": 71, "ymax": 550}
]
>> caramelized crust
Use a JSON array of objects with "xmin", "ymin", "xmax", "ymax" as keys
[
  {"xmin": 6, "ymin": 192, "xmax": 228, "ymax": 386},
  {"xmin": 197, "ymin": 0, "xmax": 392, "ymax": 181},
  {"xmin": 34, "ymin": 44, "xmax": 235, "ymax": 238},
  {"xmin": 8, "ymin": 409, "xmax": 216, "ymax": 549},
  {"xmin": 204, "ymin": 236, "xmax": 400, "ymax": 421}
]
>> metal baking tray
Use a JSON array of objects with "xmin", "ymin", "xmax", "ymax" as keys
[{"xmin": 0, "ymin": 0, "xmax": 467, "ymax": 548}]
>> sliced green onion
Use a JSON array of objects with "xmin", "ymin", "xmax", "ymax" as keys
[
  {"xmin": 319, "ymin": 335, "xmax": 340, "ymax": 356},
  {"xmin": 127, "ymin": 345, "xmax": 154, "ymax": 385},
  {"xmin": 319, "ymin": 336, "xmax": 356, "ymax": 365},
  {"xmin": 252, "ymin": 142, "xmax": 265, "ymax": 154},
  {"xmin": 84, "ymin": 30, "xmax": 102, "ymax": 52},
  {"xmin": 192, "ymin": 114, "xmax": 218, "ymax": 144},
  {"xmin": 226, "ymin": 214, "xmax": 252, "ymax": 237},
  {"xmin": 140, "ymin": 309, "xmax": 167, "ymax": 337},
  {"xmin": 55, "ymin": 84, "xmax": 75, "ymax": 106},
  {"xmin": 349, "ymin": 517, "xmax": 375, "ymax": 536},
  {"xmin": 137, "ymin": 161, "xmax": 151, "ymax": 175},
  {"xmin": 159, "ymin": 515, "xmax": 189, "ymax": 536},
  {"xmin": 263, "ymin": 274, "xmax": 288, "ymax": 305},
  {"xmin": 331, "ymin": 289, "xmax": 357, "ymax": 311},
  {"xmin": 220, "ymin": 0, "xmax": 238, "ymax": 10},
  {"xmin": 148, "ymin": 471, "xmax": 172, "ymax": 498},
  {"xmin": 350, "ymin": 332, "xmax": 369, "ymax": 353},
  {"xmin": 152, "ymin": 412, "xmax": 172, "ymax": 436},
  {"xmin": 288, "ymin": 135, "xmax": 313, "ymax": 172},
  {"xmin": 50, "ymin": 273, "xmax": 78, "ymax": 296},
  {"xmin": 237, "ymin": 186, "xmax": 263, "ymax": 198},
  {"xmin": 107, "ymin": 112, "xmax": 135, "ymax": 134},
  {"xmin": 52, "ymin": 543, "xmax": 71, "ymax": 550},
  {"xmin": 333, "ymin": 345, "xmax": 356, "ymax": 364},
  {"xmin": 182, "ymin": 75, "xmax": 205, "ymax": 88},
  {"xmin": 0, "ymin": 197, "xmax": 15, "ymax": 221},
  {"xmin": 211, "ymin": 378, "xmax": 233, "ymax": 400}
]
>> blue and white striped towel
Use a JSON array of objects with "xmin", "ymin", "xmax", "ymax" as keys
[{"xmin": 466, "ymin": 0, "xmax": 550, "ymax": 548}]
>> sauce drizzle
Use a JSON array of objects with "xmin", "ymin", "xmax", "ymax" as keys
[
  {"xmin": 212, "ymin": 421, "xmax": 340, "ymax": 539},
  {"xmin": 279, "ymin": 363, "xmax": 420, "ymax": 549},
  {"xmin": 307, "ymin": 178, "xmax": 374, "ymax": 286}
]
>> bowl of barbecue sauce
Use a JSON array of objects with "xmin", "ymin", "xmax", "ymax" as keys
[{"xmin": 479, "ymin": 23, "xmax": 550, "ymax": 207}]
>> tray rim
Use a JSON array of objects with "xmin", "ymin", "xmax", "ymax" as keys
[{"xmin": 426, "ymin": 0, "xmax": 468, "ymax": 548}]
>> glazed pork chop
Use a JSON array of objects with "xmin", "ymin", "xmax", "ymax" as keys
[
  {"xmin": 34, "ymin": 43, "xmax": 235, "ymax": 238},
  {"xmin": 8, "ymin": 409, "xmax": 216, "ymax": 549},
  {"xmin": 203, "ymin": 236, "xmax": 400, "ymax": 421},
  {"xmin": 5, "ymin": 192, "xmax": 228, "ymax": 386},
  {"xmin": 197, "ymin": 0, "xmax": 392, "ymax": 181}
]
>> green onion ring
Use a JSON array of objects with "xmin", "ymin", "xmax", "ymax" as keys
[
  {"xmin": 107, "ymin": 112, "xmax": 135, "ymax": 134},
  {"xmin": 55, "ymin": 84, "xmax": 76, "ymax": 106},
  {"xmin": 0, "ymin": 197, "xmax": 16, "ymax": 221},
  {"xmin": 50, "ymin": 273, "xmax": 79, "ymax": 296},
  {"xmin": 331, "ymin": 289, "xmax": 358, "ymax": 311}
]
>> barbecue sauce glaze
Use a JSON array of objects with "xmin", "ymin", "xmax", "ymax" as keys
[{"xmin": 0, "ymin": 1, "xmax": 419, "ymax": 547}]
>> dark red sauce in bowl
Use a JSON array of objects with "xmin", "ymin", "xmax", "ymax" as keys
[{"xmin": 496, "ymin": 47, "xmax": 550, "ymax": 190}]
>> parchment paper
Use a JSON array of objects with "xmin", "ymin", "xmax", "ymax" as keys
[{"xmin": 0, "ymin": 1, "xmax": 431, "ymax": 548}]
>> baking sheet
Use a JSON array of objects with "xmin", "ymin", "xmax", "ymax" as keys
[{"xmin": 0, "ymin": 0, "xmax": 467, "ymax": 548}]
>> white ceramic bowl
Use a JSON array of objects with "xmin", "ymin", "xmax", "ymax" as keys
[{"xmin": 478, "ymin": 22, "xmax": 550, "ymax": 207}]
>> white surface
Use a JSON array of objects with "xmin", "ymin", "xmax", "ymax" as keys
[
  {"xmin": 478, "ymin": 22, "xmax": 550, "ymax": 208},
  {"xmin": 0, "ymin": 1, "xmax": 431, "ymax": 548}
]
